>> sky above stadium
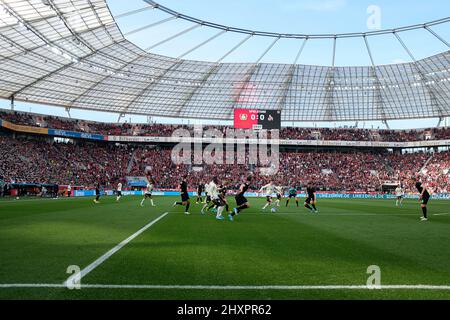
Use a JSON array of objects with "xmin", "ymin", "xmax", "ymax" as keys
[
  {"xmin": 2, "ymin": 0, "xmax": 449, "ymax": 129},
  {"xmin": 109, "ymin": 0, "xmax": 450, "ymax": 66}
]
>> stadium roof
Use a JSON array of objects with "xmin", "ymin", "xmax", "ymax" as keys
[{"xmin": 0, "ymin": 0, "xmax": 449, "ymax": 122}]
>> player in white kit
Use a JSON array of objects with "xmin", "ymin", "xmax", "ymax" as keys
[
  {"xmin": 209, "ymin": 178, "xmax": 226, "ymax": 220},
  {"xmin": 395, "ymin": 184, "xmax": 404, "ymax": 207},
  {"xmin": 116, "ymin": 182, "xmax": 123, "ymax": 202},
  {"xmin": 140, "ymin": 179, "xmax": 156, "ymax": 207},
  {"xmin": 260, "ymin": 182, "xmax": 276, "ymax": 211}
]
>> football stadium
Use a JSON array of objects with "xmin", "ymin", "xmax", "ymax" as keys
[{"xmin": 0, "ymin": 0, "xmax": 449, "ymax": 302}]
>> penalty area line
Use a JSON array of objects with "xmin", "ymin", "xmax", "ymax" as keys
[
  {"xmin": 1, "ymin": 284, "xmax": 450, "ymax": 290},
  {"xmin": 64, "ymin": 212, "xmax": 169, "ymax": 287}
]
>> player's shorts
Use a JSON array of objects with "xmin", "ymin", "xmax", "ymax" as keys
[
  {"xmin": 197, "ymin": 190, "xmax": 202, "ymax": 196},
  {"xmin": 206, "ymin": 195, "xmax": 211, "ymax": 203},
  {"xmin": 181, "ymin": 192, "xmax": 190, "ymax": 202},
  {"xmin": 95, "ymin": 189, "xmax": 100, "ymax": 196},
  {"xmin": 235, "ymin": 194, "xmax": 248, "ymax": 206},
  {"xmin": 213, "ymin": 197, "xmax": 225, "ymax": 207},
  {"xmin": 396, "ymin": 195, "xmax": 403, "ymax": 199},
  {"xmin": 117, "ymin": 191, "xmax": 122, "ymax": 196},
  {"xmin": 276, "ymin": 194, "xmax": 282, "ymax": 200},
  {"xmin": 144, "ymin": 193, "xmax": 152, "ymax": 198},
  {"xmin": 288, "ymin": 194, "xmax": 297, "ymax": 198},
  {"xmin": 421, "ymin": 195, "xmax": 430, "ymax": 205},
  {"xmin": 305, "ymin": 196, "xmax": 314, "ymax": 204},
  {"xmin": 266, "ymin": 196, "xmax": 272, "ymax": 202}
]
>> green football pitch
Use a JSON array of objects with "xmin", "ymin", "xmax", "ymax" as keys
[{"xmin": 0, "ymin": 195, "xmax": 449, "ymax": 300}]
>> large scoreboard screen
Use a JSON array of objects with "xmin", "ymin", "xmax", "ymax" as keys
[{"xmin": 234, "ymin": 109, "xmax": 281, "ymax": 130}]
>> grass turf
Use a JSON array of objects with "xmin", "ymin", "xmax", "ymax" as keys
[{"xmin": 0, "ymin": 195, "xmax": 449, "ymax": 300}]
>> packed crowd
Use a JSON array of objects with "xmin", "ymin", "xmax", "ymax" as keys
[
  {"xmin": 0, "ymin": 136, "xmax": 132, "ymax": 188},
  {"xmin": 1, "ymin": 110, "xmax": 450, "ymax": 142},
  {"xmin": 1, "ymin": 135, "xmax": 448, "ymax": 193}
]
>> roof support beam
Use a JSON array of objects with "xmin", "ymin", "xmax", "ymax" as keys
[
  {"xmin": 177, "ymin": 29, "xmax": 227, "ymax": 59},
  {"xmin": 123, "ymin": 16, "xmax": 177, "ymax": 37},
  {"xmin": 175, "ymin": 63, "xmax": 222, "ymax": 115},
  {"xmin": 331, "ymin": 36, "xmax": 337, "ymax": 67},
  {"xmin": 68, "ymin": 44, "xmax": 149, "ymax": 107},
  {"xmin": 10, "ymin": 40, "xmax": 122, "ymax": 98},
  {"xmin": 145, "ymin": 1, "xmax": 450, "ymax": 39},
  {"xmin": 363, "ymin": 36, "xmax": 388, "ymax": 120},
  {"xmin": 231, "ymin": 64, "xmax": 261, "ymax": 113},
  {"xmin": 1, "ymin": 2, "xmax": 86, "ymax": 61},
  {"xmin": 45, "ymin": 0, "xmax": 95, "ymax": 52},
  {"xmin": 121, "ymin": 59, "xmax": 185, "ymax": 115},
  {"xmin": 145, "ymin": 24, "xmax": 201, "ymax": 52},
  {"xmin": 0, "ymin": 24, "xmax": 105, "ymax": 64},
  {"xmin": 276, "ymin": 39, "xmax": 308, "ymax": 113},
  {"xmin": 256, "ymin": 36, "xmax": 280, "ymax": 64},
  {"xmin": 217, "ymin": 34, "xmax": 253, "ymax": 63},
  {"xmin": 276, "ymin": 66, "xmax": 295, "ymax": 113},
  {"xmin": 0, "ymin": 4, "xmax": 97, "ymax": 32},
  {"xmin": 424, "ymin": 26, "xmax": 450, "ymax": 48},
  {"xmin": 115, "ymin": 5, "xmax": 157, "ymax": 19},
  {"xmin": 324, "ymin": 37, "xmax": 337, "ymax": 120},
  {"xmin": 293, "ymin": 38, "xmax": 308, "ymax": 65},
  {"xmin": 394, "ymin": 32, "xmax": 448, "ymax": 117}
]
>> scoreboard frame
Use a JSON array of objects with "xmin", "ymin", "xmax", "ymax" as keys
[{"xmin": 234, "ymin": 109, "xmax": 281, "ymax": 130}]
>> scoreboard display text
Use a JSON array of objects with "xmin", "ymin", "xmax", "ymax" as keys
[{"xmin": 234, "ymin": 109, "xmax": 281, "ymax": 130}]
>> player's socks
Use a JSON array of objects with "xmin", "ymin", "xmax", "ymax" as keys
[
  {"xmin": 422, "ymin": 206, "xmax": 427, "ymax": 218},
  {"xmin": 312, "ymin": 204, "xmax": 317, "ymax": 211},
  {"xmin": 296, "ymin": 200, "xmax": 299, "ymax": 207},
  {"xmin": 216, "ymin": 206, "xmax": 224, "ymax": 218},
  {"xmin": 201, "ymin": 203, "xmax": 208, "ymax": 212},
  {"xmin": 225, "ymin": 203, "xmax": 229, "ymax": 212},
  {"xmin": 140, "ymin": 199, "xmax": 145, "ymax": 206},
  {"xmin": 185, "ymin": 203, "xmax": 190, "ymax": 212},
  {"xmin": 216, "ymin": 206, "xmax": 225, "ymax": 220},
  {"xmin": 305, "ymin": 204, "xmax": 313, "ymax": 211},
  {"xmin": 285, "ymin": 200, "xmax": 289, "ymax": 207},
  {"xmin": 150, "ymin": 199, "xmax": 155, "ymax": 206},
  {"xmin": 262, "ymin": 203, "xmax": 269, "ymax": 210},
  {"xmin": 275, "ymin": 200, "xmax": 280, "ymax": 207}
]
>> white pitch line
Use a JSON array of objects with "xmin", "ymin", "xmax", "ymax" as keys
[
  {"xmin": 433, "ymin": 212, "xmax": 450, "ymax": 216},
  {"xmin": 64, "ymin": 212, "xmax": 169, "ymax": 287},
  {"xmin": 1, "ymin": 283, "xmax": 450, "ymax": 290},
  {"xmin": 271, "ymin": 212, "xmax": 419, "ymax": 216}
]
